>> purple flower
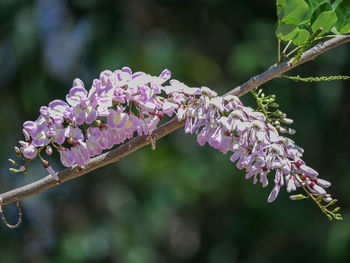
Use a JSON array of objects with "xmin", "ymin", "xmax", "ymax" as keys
[
  {"xmin": 179, "ymin": 86, "xmax": 332, "ymax": 203},
  {"xmin": 71, "ymin": 143, "xmax": 90, "ymax": 166},
  {"xmin": 49, "ymin": 123, "xmax": 66, "ymax": 145},
  {"xmin": 86, "ymin": 139, "xmax": 102, "ymax": 157},
  {"xmin": 45, "ymin": 146, "xmax": 53, "ymax": 156},
  {"xmin": 13, "ymin": 66, "xmax": 335, "ymax": 208},
  {"xmin": 65, "ymin": 126, "xmax": 84, "ymax": 142},
  {"xmin": 48, "ymin": 100, "xmax": 70, "ymax": 124},
  {"xmin": 60, "ymin": 148, "xmax": 75, "ymax": 167},
  {"xmin": 268, "ymin": 184, "xmax": 281, "ymax": 203},
  {"xmin": 107, "ymin": 109, "xmax": 128, "ymax": 129},
  {"xmin": 98, "ymin": 128, "xmax": 115, "ymax": 149},
  {"xmin": 21, "ymin": 144, "xmax": 37, "ymax": 159}
]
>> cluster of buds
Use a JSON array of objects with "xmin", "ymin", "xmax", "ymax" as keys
[
  {"xmin": 251, "ymin": 88, "xmax": 296, "ymax": 135},
  {"xmin": 10, "ymin": 67, "xmax": 339, "ymax": 218}
]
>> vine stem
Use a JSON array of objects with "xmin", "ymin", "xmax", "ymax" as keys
[
  {"xmin": 282, "ymin": 40, "xmax": 292, "ymax": 57},
  {"xmin": 278, "ymin": 39, "xmax": 281, "ymax": 63},
  {"xmin": 0, "ymin": 34, "xmax": 350, "ymax": 207}
]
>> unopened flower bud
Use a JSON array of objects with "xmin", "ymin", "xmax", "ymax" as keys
[
  {"xmin": 308, "ymin": 182, "xmax": 327, "ymax": 196},
  {"xmin": 273, "ymin": 110, "xmax": 283, "ymax": 117},
  {"xmin": 9, "ymin": 168, "xmax": 20, "ymax": 173},
  {"xmin": 281, "ymin": 118, "xmax": 293, "ymax": 124},
  {"xmin": 289, "ymin": 194, "xmax": 308, "ymax": 200},
  {"xmin": 286, "ymin": 128, "xmax": 296, "ymax": 135},
  {"xmin": 332, "ymin": 207, "xmax": 340, "ymax": 213},
  {"xmin": 299, "ymin": 164, "xmax": 318, "ymax": 178},
  {"xmin": 18, "ymin": 166, "xmax": 26, "ymax": 172},
  {"xmin": 314, "ymin": 178, "xmax": 331, "ymax": 188},
  {"xmin": 276, "ymin": 126, "xmax": 286, "ymax": 133},
  {"xmin": 324, "ymin": 196, "xmax": 333, "ymax": 202},
  {"xmin": 19, "ymin": 141, "xmax": 29, "ymax": 147},
  {"xmin": 269, "ymin": 102, "xmax": 279, "ymax": 108},
  {"xmin": 22, "ymin": 129, "xmax": 30, "ymax": 141},
  {"xmin": 42, "ymin": 160, "xmax": 59, "ymax": 181},
  {"xmin": 95, "ymin": 120, "xmax": 103, "ymax": 127},
  {"xmin": 46, "ymin": 146, "xmax": 53, "ymax": 156},
  {"xmin": 8, "ymin": 159, "xmax": 17, "ymax": 166},
  {"xmin": 14, "ymin": 146, "xmax": 22, "ymax": 157}
]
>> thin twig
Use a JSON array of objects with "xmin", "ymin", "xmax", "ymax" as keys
[
  {"xmin": 226, "ymin": 34, "xmax": 350, "ymax": 97},
  {"xmin": 0, "ymin": 34, "xmax": 350, "ymax": 206}
]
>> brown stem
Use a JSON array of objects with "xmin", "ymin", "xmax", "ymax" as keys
[
  {"xmin": 0, "ymin": 34, "xmax": 349, "ymax": 206},
  {"xmin": 225, "ymin": 34, "xmax": 350, "ymax": 97}
]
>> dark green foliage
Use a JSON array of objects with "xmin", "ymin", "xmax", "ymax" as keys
[{"xmin": 276, "ymin": 0, "xmax": 350, "ymax": 46}]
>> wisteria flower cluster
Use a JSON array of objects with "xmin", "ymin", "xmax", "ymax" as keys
[
  {"xmin": 179, "ymin": 88, "xmax": 332, "ymax": 202},
  {"xmin": 10, "ymin": 67, "xmax": 341, "ymax": 220},
  {"xmin": 12, "ymin": 67, "xmax": 197, "ymax": 177}
]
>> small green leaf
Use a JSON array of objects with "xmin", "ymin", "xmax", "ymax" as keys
[
  {"xmin": 276, "ymin": 0, "xmax": 310, "ymax": 41},
  {"xmin": 277, "ymin": 0, "xmax": 309, "ymax": 24},
  {"xmin": 334, "ymin": 0, "xmax": 350, "ymax": 34},
  {"xmin": 276, "ymin": 23, "xmax": 299, "ymax": 41},
  {"xmin": 310, "ymin": 1, "xmax": 333, "ymax": 18},
  {"xmin": 311, "ymin": 10, "xmax": 338, "ymax": 33},
  {"xmin": 304, "ymin": 0, "xmax": 324, "ymax": 21},
  {"xmin": 310, "ymin": 2, "xmax": 338, "ymax": 34},
  {"xmin": 293, "ymin": 28, "xmax": 310, "ymax": 45}
]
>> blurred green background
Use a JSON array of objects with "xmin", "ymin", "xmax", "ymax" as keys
[{"xmin": 0, "ymin": 0, "xmax": 350, "ymax": 262}]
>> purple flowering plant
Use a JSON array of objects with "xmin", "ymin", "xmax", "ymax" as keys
[
  {"xmin": 8, "ymin": 66, "xmax": 341, "ymax": 221},
  {"xmin": 2, "ymin": 0, "xmax": 350, "ymax": 228}
]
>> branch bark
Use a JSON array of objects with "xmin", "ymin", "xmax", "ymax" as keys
[
  {"xmin": 225, "ymin": 34, "xmax": 350, "ymax": 97},
  {"xmin": 1, "ymin": 34, "xmax": 350, "ymax": 206}
]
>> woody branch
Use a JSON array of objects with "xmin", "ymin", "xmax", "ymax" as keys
[{"xmin": 0, "ymin": 34, "xmax": 349, "ymax": 207}]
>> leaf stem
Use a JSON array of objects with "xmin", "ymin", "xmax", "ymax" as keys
[
  {"xmin": 282, "ymin": 40, "xmax": 292, "ymax": 57},
  {"xmin": 278, "ymin": 39, "xmax": 281, "ymax": 63}
]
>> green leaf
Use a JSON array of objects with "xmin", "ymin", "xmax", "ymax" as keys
[
  {"xmin": 334, "ymin": 0, "xmax": 350, "ymax": 34},
  {"xmin": 332, "ymin": 0, "xmax": 343, "ymax": 9},
  {"xmin": 276, "ymin": 23, "xmax": 299, "ymax": 41},
  {"xmin": 277, "ymin": 0, "xmax": 309, "ymax": 25},
  {"xmin": 310, "ymin": 1, "xmax": 337, "ymax": 34},
  {"xmin": 311, "ymin": 10, "xmax": 338, "ymax": 33},
  {"xmin": 304, "ymin": 0, "xmax": 326, "ymax": 21},
  {"xmin": 293, "ymin": 28, "xmax": 310, "ymax": 45}
]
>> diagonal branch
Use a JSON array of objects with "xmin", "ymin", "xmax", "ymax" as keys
[
  {"xmin": 1, "ymin": 34, "xmax": 349, "ymax": 206},
  {"xmin": 226, "ymin": 34, "xmax": 350, "ymax": 97}
]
